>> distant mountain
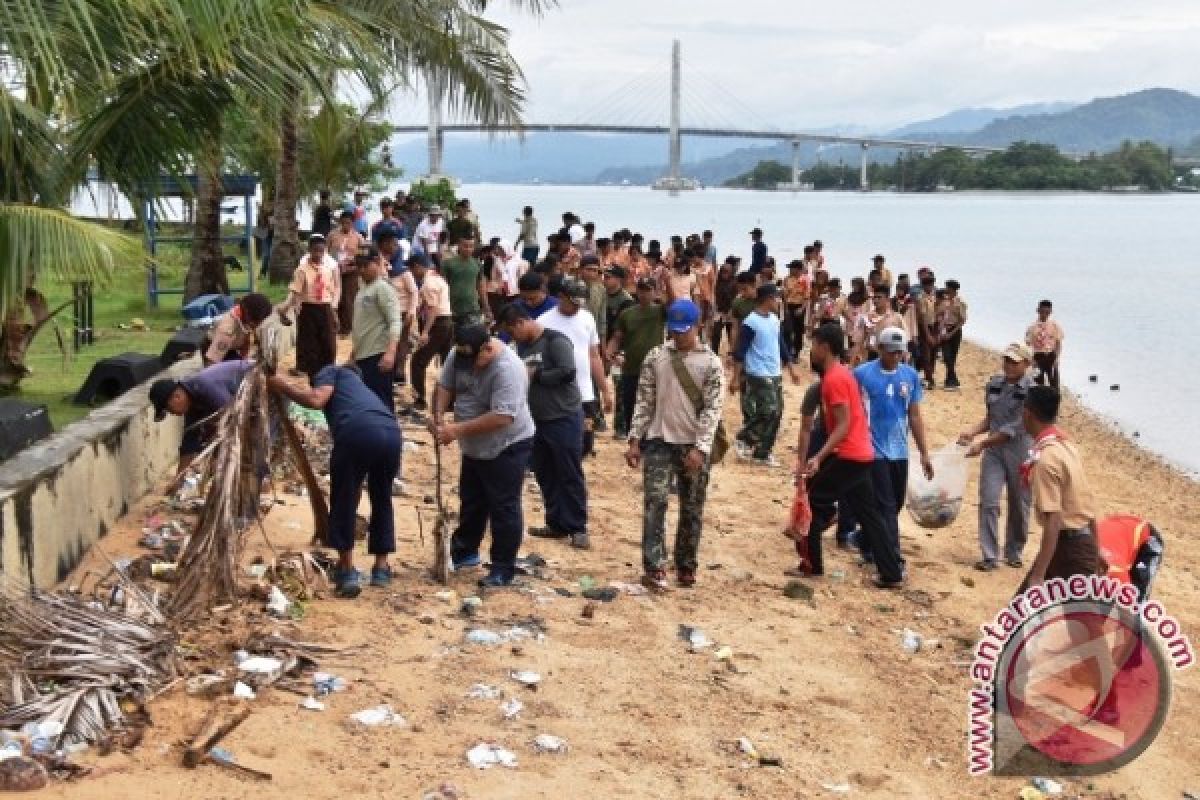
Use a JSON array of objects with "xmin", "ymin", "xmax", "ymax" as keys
[
  {"xmin": 889, "ymin": 102, "xmax": 1076, "ymax": 136},
  {"xmin": 386, "ymin": 132, "xmax": 759, "ymax": 184},
  {"xmin": 954, "ymin": 89, "xmax": 1200, "ymax": 153}
]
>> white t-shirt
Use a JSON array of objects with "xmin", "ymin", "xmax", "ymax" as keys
[
  {"xmin": 415, "ymin": 218, "xmax": 444, "ymax": 254},
  {"xmin": 539, "ymin": 307, "xmax": 599, "ymax": 402},
  {"xmin": 500, "ymin": 256, "xmax": 528, "ymax": 297}
]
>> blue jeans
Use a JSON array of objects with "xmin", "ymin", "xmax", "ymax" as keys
[
  {"xmin": 452, "ymin": 438, "xmax": 534, "ymax": 578},
  {"xmin": 531, "ymin": 412, "xmax": 587, "ymax": 534},
  {"xmin": 329, "ymin": 423, "xmax": 401, "ymax": 555}
]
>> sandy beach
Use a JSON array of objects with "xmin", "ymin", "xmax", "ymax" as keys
[{"xmin": 44, "ymin": 338, "xmax": 1200, "ymax": 800}]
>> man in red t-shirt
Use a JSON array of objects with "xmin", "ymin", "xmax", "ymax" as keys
[{"xmin": 802, "ymin": 323, "xmax": 907, "ymax": 587}]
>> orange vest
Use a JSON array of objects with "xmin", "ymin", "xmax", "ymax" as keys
[{"xmin": 1095, "ymin": 514, "xmax": 1152, "ymax": 585}]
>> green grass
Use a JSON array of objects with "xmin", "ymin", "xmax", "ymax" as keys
[{"xmin": 18, "ymin": 228, "xmax": 288, "ymax": 430}]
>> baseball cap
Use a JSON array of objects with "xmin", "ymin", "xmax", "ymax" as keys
[
  {"xmin": 878, "ymin": 327, "xmax": 907, "ymax": 354},
  {"xmin": 149, "ymin": 379, "xmax": 181, "ymax": 421},
  {"xmin": 605, "ymin": 265, "xmax": 628, "ymax": 280},
  {"xmin": 559, "ymin": 276, "xmax": 589, "ymax": 301},
  {"xmin": 636, "ymin": 277, "xmax": 656, "ymax": 291},
  {"xmin": 756, "ymin": 283, "xmax": 780, "ymax": 300},
  {"xmin": 453, "ymin": 324, "xmax": 490, "ymax": 369},
  {"xmin": 1003, "ymin": 342, "xmax": 1033, "ymax": 363},
  {"xmin": 666, "ymin": 299, "xmax": 701, "ymax": 333}
]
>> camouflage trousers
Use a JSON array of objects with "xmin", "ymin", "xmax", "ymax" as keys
[
  {"xmin": 642, "ymin": 439, "xmax": 711, "ymax": 572},
  {"xmin": 737, "ymin": 375, "xmax": 784, "ymax": 459}
]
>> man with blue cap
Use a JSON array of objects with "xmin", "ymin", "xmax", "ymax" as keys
[{"xmin": 626, "ymin": 299, "xmax": 726, "ymax": 591}]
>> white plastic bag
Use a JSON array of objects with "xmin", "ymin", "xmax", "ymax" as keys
[{"xmin": 907, "ymin": 444, "xmax": 968, "ymax": 528}]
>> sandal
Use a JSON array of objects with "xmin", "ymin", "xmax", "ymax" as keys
[
  {"xmin": 334, "ymin": 568, "xmax": 362, "ymax": 598},
  {"xmin": 641, "ymin": 569, "xmax": 669, "ymax": 593}
]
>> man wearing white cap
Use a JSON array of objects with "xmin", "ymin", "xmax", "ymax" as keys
[
  {"xmin": 852, "ymin": 328, "xmax": 934, "ymax": 570},
  {"xmin": 958, "ymin": 342, "xmax": 1034, "ymax": 571}
]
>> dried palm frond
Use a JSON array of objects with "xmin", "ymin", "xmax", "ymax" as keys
[
  {"xmin": 0, "ymin": 586, "xmax": 178, "ymax": 747},
  {"xmin": 167, "ymin": 366, "xmax": 271, "ymax": 619}
]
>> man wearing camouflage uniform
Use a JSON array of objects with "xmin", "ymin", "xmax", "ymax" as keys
[
  {"xmin": 626, "ymin": 299, "xmax": 725, "ymax": 591},
  {"xmin": 958, "ymin": 342, "xmax": 1034, "ymax": 571}
]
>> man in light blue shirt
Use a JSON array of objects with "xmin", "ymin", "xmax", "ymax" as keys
[
  {"xmin": 853, "ymin": 327, "xmax": 935, "ymax": 564},
  {"xmin": 731, "ymin": 283, "xmax": 801, "ymax": 466}
]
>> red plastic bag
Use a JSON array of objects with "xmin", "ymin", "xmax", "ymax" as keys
[{"xmin": 783, "ymin": 477, "xmax": 814, "ymax": 573}]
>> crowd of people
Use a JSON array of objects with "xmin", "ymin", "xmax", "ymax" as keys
[{"xmin": 155, "ymin": 190, "xmax": 1157, "ymax": 604}]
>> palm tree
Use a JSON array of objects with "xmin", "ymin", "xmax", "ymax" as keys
[{"xmin": 266, "ymin": 0, "xmax": 558, "ymax": 283}]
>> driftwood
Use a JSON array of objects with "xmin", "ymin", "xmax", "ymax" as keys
[{"xmin": 183, "ymin": 706, "xmax": 251, "ymax": 768}]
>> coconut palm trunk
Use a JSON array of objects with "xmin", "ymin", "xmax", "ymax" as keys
[
  {"xmin": 184, "ymin": 148, "xmax": 230, "ymax": 303},
  {"xmin": 268, "ymin": 99, "xmax": 301, "ymax": 285}
]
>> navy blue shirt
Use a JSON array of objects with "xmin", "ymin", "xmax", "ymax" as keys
[
  {"xmin": 180, "ymin": 360, "xmax": 252, "ymax": 455},
  {"xmin": 371, "ymin": 217, "xmax": 406, "ymax": 244},
  {"xmin": 750, "ymin": 241, "xmax": 768, "ymax": 274},
  {"xmin": 498, "ymin": 295, "xmax": 559, "ymax": 343},
  {"xmin": 313, "ymin": 365, "xmax": 395, "ymax": 438}
]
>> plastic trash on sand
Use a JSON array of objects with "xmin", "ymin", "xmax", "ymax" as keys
[
  {"xmin": 314, "ymin": 672, "xmax": 347, "ymax": 696},
  {"xmin": 466, "ymin": 743, "xmax": 518, "ymax": 769},
  {"xmin": 1031, "ymin": 777, "xmax": 1064, "ymax": 795},
  {"xmin": 300, "ymin": 696, "xmax": 325, "ymax": 712},
  {"xmin": 510, "ymin": 670, "xmax": 542, "ymax": 688},
  {"xmin": 237, "ymin": 656, "xmax": 284, "ymax": 681},
  {"xmin": 265, "ymin": 586, "xmax": 291, "ymax": 617},
  {"xmin": 532, "ymin": 734, "xmax": 568, "ymax": 754},
  {"xmin": 901, "ymin": 629, "xmax": 923, "ymax": 654},
  {"xmin": 907, "ymin": 444, "xmax": 967, "ymax": 528},
  {"xmin": 350, "ymin": 705, "xmax": 406, "ymax": 727},
  {"xmin": 465, "ymin": 629, "xmax": 504, "ymax": 647},
  {"xmin": 678, "ymin": 624, "xmax": 713, "ymax": 651},
  {"xmin": 233, "ymin": 681, "xmax": 257, "ymax": 700},
  {"xmin": 500, "ymin": 698, "xmax": 524, "ymax": 720},
  {"xmin": 821, "ymin": 781, "xmax": 851, "ymax": 794},
  {"xmin": 467, "ymin": 684, "xmax": 502, "ymax": 700}
]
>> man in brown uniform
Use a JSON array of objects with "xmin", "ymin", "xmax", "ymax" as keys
[
  {"xmin": 915, "ymin": 271, "xmax": 939, "ymax": 389},
  {"xmin": 1019, "ymin": 385, "xmax": 1101, "ymax": 590},
  {"xmin": 938, "ymin": 279, "xmax": 967, "ymax": 390}
]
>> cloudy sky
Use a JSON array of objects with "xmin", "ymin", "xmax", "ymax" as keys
[{"xmin": 389, "ymin": 0, "xmax": 1200, "ymax": 132}]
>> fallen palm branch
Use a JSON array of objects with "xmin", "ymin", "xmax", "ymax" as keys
[{"xmin": 0, "ymin": 586, "xmax": 179, "ymax": 748}]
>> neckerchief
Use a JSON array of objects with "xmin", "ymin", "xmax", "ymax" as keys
[{"xmin": 1021, "ymin": 425, "xmax": 1066, "ymax": 488}]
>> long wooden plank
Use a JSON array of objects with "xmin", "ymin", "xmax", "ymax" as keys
[{"xmin": 270, "ymin": 394, "xmax": 330, "ymax": 546}]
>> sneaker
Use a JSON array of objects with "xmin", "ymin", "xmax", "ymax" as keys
[
  {"xmin": 369, "ymin": 565, "xmax": 393, "ymax": 587},
  {"xmin": 677, "ymin": 568, "xmax": 696, "ymax": 588},
  {"xmin": 974, "ymin": 559, "xmax": 999, "ymax": 572},
  {"xmin": 478, "ymin": 571, "xmax": 514, "ymax": 589},
  {"xmin": 641, "ymin": 569, "xmax": 670, "ymax": 592},
  {"xmin": 452, "ymin": 553, "xmax": 482, "ymax": 570},
  {"xmin": 734, "ymin": 441, "xmax": 753, "ymax": 461},
  {"xmin": 334, "ymin": 568, "xmax": 362, "ymax": 598},
  {"xmin": 874, "ymin": 575, "xmax": 907, "ymax": 590},
  {"xmin": 528, "ymin": 526, "xmax": 569, "ymax": 540},
  {"xmin": 1005, "ymin": 557, "xmax": 1024, "ymax": 569},
  {"xmin": 752, "ymin": 454, "xmax": 781, "ymax": 468},
  {"xmin": 569, "ymin": 533, "xmax": 591, "ymax": 550}
]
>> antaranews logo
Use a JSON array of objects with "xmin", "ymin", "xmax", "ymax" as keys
[{"xmin": 967, "ymin": 575, "xmax": 1193, "ymax": 777}]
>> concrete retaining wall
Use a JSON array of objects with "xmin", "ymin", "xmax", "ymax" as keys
[{"xmin": 0, "ymin": 359, "xmax": 195, "ymax": 587}]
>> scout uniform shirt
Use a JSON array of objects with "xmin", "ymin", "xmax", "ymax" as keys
[
  {"xmin": 1026, "ymin": 319, "xmax": 1065, "ymax": 355},
  {"xmin": 289, "ymin": 254, "xmax": 341, "ymax": 305},
  {"xmin": 938, "ymin": 296, "xmax": 968, "ymax": 337},
  {"xmin": 985, "ymin": 374, "xmax": 1034, "ymax": 454},
  {"xmin": 1030, "ymin": 436, "xmax": 1097, "ymax": 531}
]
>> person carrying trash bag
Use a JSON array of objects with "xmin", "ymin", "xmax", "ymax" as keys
[{"xmin": 1096, "ymin": 514, "xmax": 1165, "ymax": 602}]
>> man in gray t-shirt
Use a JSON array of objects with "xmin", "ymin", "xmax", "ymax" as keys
[
  {"xmin": 499, "ymin": 304, "xmax": 591, "ymax": 549},
  {"xmin": 433, "ymin": 325, "xmax": 535, "ymax": 587}
]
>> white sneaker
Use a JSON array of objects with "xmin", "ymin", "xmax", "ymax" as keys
[
  {"xmin": 753, "ymin": 455, "xmax": 781, "ymax": 468},
  {"xmin": 735, "ymin": 441, "xmax": 752, "ymax": 460}
]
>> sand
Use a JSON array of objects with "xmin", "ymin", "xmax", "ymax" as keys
[{"xmin": 41, "ymin": 340, "xmax": 1200, "ymax": 799}]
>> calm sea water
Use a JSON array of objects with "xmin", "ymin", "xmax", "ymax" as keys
[{"xmin": 462, "ymin": 186, "xmax": 1200, "ymax": 474}]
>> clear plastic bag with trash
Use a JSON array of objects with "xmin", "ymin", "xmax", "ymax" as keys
[{"xmin": 906, "ymin": 444, "xmax": 968, "ymax": 528}]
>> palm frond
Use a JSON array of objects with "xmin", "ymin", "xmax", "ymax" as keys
[{"xmin": 0, "ymin": 205, "xmax": 138, "ymax": 321}]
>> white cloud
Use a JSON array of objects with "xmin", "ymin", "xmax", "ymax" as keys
[{"xmin": 386, "ymin": 1, "xmax": 1200, "ymax": 132}]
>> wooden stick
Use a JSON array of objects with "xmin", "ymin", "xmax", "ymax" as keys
[
  {"xmin": 183, "ymin": 707, "xmax": 252, "ymax": 768},
  {"xmin": 270, "ymin": 394, "xmax": 330, "ymax": 546}
]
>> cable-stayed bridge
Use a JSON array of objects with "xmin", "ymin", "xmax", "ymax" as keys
[{"xmin": 394, "ymin": 41, "xmax": 1013, "ymax": 190}]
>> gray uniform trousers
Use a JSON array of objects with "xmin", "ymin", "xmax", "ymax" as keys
[{"xmin": 977, "ymin": 445, "xmax": 1031, "ymax": 562}]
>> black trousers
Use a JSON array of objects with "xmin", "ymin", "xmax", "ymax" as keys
[
  {"xmin": 581, "ymin": 400, "xmax": 597, "ymax": 457},
  {"xmin": 329, "ymin": 423, "xmax": 401, "ymax": 554},
  {"xmin": 785, "ymin": 304, "xmax": 807, "ymax": 354},
  {"xmin": 1033, "ymin": 352, "xmax": 1060, "ymax": 389},
  {"xmin": 356, "ymin": 352, "xmax": 395, "ymax": 414},
  {"xmin": 410, "ymin": 317, "xmax": 453, "ymax": 404},
  {"xmin": 531, "ymin": 412, "xmax": 587, "ymax": 534},
  {"xmin": 941, "ymin": 330, "xmax": 963, "ymax": 387},
  {"xmin": 807, "ymin": 456, "xmax": 905, "ymax": 582},
  {"xmin": 451, "ymin": 438, "xmax": 534, "ymax": 578},
  {"xmin": 618, "ymin": 372, "xmax": 640, "ymax": 435},
  {"xmin": 710, "ymin": 314, "xmax": 733, "ymax": 355}
]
